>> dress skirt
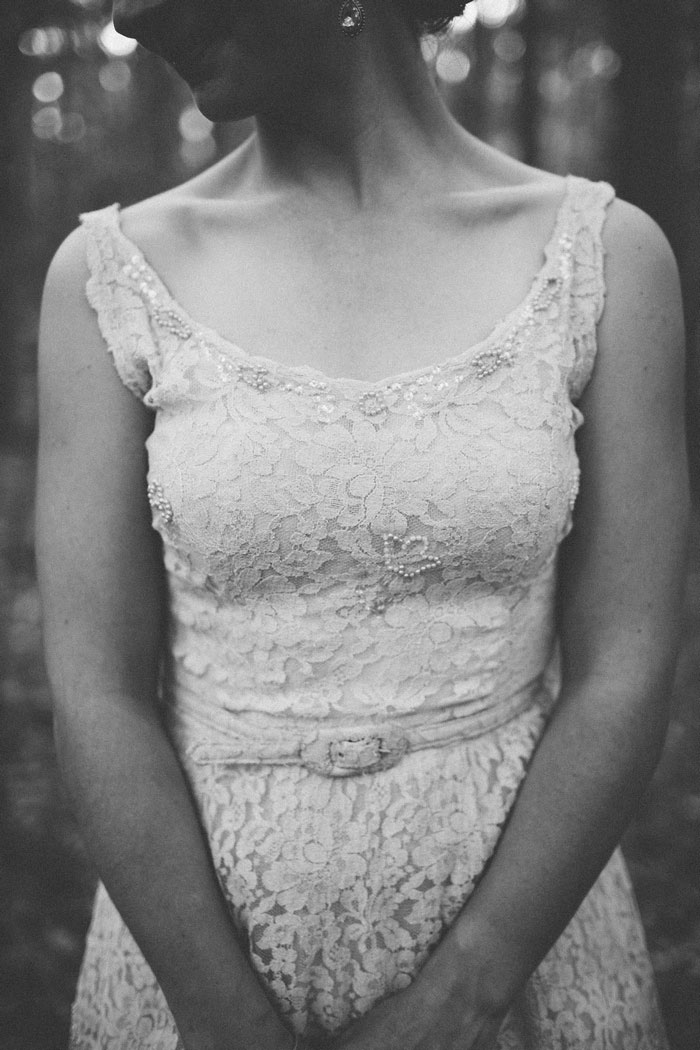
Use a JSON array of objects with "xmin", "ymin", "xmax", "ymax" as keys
[{"xmin": 70, "ymin": 705, "xmax": 668, "ymax": 1050}]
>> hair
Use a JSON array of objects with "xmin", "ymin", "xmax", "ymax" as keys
[{"xmin": 399, "ymin": 0, "xmax": 470, "ymax": 34}]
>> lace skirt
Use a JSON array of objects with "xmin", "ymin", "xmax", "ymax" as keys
[{"xmin": 70, "ymin": 705, "xmax": 667, "ymax": 1049}]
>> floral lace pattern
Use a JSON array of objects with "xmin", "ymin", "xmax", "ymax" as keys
[{"xmin": 71, "ymin": 175, "xmax": 668, "ymax": 1049}]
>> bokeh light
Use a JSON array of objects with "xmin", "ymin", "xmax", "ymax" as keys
[
  {"xmin": 565, "ymin": 42, "xmax": 622, "ymax": 82},
  {"xmin": 18, "ymin": 27, "xmax": 67, "ymax": 58},
  {"xmin": 99, "ymin": 60, "xmax": 133, "ymax": 92},
  {"xmin": 179, "ymin": 104, "xmax": 216, "ymax": 168},
  {"xmin": 98, "ymin": 22, "xmax": 138, "ymax": 58},
  {"xmin": 435, "ymin": 49, "xmax": 472, "ymax": 84},
  {"xmin": 31, "ymin": 106, "xmax": 63, "ymax": 141},
  {"xmin": 588, "ymin": 44, "xmax": 622, "ymax": 79},
  {"xmin": 493, "ymin": 27, "xmax": 526, "ymax": 64},
  {"xmin": 31, "ymin": 106, "xmax": 87, "ymax": 145},
  {"xmin": 477, "ymin": 0, "xmax": 524, "ymax": 29},
  {"xmin": 452, "ymin": 6, "xmax": 479, "ymax": 33},
  {"xmin": 178, "ymin": 105, "xmax": 214, "ymax": 143},
  {"xmin": 32, "ymin": 72, "xmax": 65, "ymax": 105}
]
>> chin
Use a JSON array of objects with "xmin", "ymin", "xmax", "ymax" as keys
[{"xmin": 190, "ymin": 77, "xmax": 253, "ymax": 123}]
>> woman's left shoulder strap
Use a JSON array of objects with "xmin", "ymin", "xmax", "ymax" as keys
[{"xmin": 563, "ymin": 176, "xmax": 617, "ymax": 402}]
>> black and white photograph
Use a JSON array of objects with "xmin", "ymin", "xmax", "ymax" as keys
[{"xmin": 1, "ymin": 1, "xmax": 699, "ymax": 1048}]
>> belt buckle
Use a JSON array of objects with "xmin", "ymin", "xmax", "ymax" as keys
[{"xmin": 300, "ymin": 726, "xmax": 408, "ymax": 778}]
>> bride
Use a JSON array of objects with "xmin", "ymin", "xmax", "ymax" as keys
[{"xmin": 36, "ymin": 1, "xmax": 687, "ymax": 1048}]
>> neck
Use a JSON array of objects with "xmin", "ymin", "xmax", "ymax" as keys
[{"xmin": 249, "ymin": 5, "xmax": 477, "ymax": 209}]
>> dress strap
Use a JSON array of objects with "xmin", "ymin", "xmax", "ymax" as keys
[
  {"xmin": 79, "ymin": 204, "xmax": 157, "ymax": 405},
  {"xmin": 564, "ymin": 177, "xmax": 616, "ymax": 402}
]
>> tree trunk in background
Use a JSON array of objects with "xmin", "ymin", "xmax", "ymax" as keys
[
  {"xmin": 449, "ymin": 19, "xmax": 490, "ymax": 142},
  {"xmin": 0, "ymin": 0, "xmax": 81, "ymax": 450},
  {"xmin": 0, "ymin": 6, "xmax": 30, "ymax": 447},
  {"xmin": 608, "ymin": 0, "xmax": 681, "ymax": 241},
  {"xmin": 680, "ymin": 3, "xmax": 700, "ymax": 501},
  {"xmin": 518, "ymin": 0, "xmax": 543, "ymax": 165},
  {"xmin": 609, "ymin": 0, "xmax": 700, "ymax": 498}
]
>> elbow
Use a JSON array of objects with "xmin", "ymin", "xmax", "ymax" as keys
[{"xmin": 558, "ymin": 666, "xmax": 675, "ymax": 772}]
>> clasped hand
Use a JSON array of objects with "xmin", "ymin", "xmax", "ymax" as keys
[{"xmin": 309, "ymin": 966, "xmax": 507, "ymax": 1050}]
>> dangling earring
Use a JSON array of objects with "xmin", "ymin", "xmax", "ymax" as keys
[{"xmin": 338, "ymin": 0, "xmax": 365, "ymax": 37}]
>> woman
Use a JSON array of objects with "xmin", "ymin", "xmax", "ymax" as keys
[{"xmin": 36, "ymin": 1, "xmax": 688, "ymax": 1048}]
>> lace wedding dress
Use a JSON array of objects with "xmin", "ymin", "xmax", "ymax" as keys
[{"xmin": 70, "ymin": 174, "xmax": 668, "ymax": 1049}]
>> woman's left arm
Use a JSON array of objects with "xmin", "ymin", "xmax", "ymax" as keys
[{"xmin": 328, "ymin": 200, "xmax": 689, "ymax": 1050}]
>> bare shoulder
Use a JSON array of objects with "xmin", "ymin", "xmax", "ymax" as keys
[
  {"xmin": 572, "ymin": 192, "xmax": 687, "ymax": 545},
  {"xmin": 602, "ymin": 195, "xmax": 681, "ymax": 296},
  {"xmin": 39, "ymin": 222, "xmax": 148, "ymax": 429},
  {"xmin": 43, "ymin": 222, "xmax": 91, "ymax": 301},
  {"xmin": 592, "ymin": 195, "xmax": 684, "ymax": 400},
  {"xmin": 41, "ymin": 224, "xmax": 98, "ymax": 379}
]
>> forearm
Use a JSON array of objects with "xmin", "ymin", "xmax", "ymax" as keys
[
  {"xmin": 421, "ymin": 677, "xmax": 669, "ymax": 1011},
  {"xmin": 55, "ymin": 689, "xmax": 289, "ymax": 1050}
]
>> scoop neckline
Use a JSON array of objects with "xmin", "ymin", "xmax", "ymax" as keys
[{"xmin": 107, "ymin": 173, "xmax": 578, "ymax": 391}]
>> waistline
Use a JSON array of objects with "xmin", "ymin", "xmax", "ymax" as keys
[{"xmin": 176, "ymin": 679, "xmax": 544, "ymax": 779}]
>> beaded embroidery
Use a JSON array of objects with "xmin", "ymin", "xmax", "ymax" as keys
[
  {"xmin": 357, "ymin": 533, "xmax": 443, "ymax": 613},
  {"xmin": 237, "ymin": 364, "xmax": 274, "ymax": 393},
  {"xmin": 153, "ymin": 307, "xmax": 193, "ymax": 341},
  {"xmin": 359, "ymin": 391, "xmax": 389, "ymax": 417},
  {"xmin": 146, "ymin": 480, "xmax": 174, "ymax": 525},
  {"xmin": 472, "ymin": 346, "xmax": 515, "ymax": 379},
  {"xmin": 118, "ymin": 211, "xmax": 575, "ymax": 423}
]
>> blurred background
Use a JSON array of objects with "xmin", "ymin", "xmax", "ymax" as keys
[{"xmin": 1, "ymin": 0, "xmax": 699, "ymax": 1047}]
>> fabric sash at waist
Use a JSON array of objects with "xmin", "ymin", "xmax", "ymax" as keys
[{"xmin": 169, "ymin": 678, "xmax": 546, "ymax": 779}]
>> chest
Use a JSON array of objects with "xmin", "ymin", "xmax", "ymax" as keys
[{"xmin": 139, "ymin": 202, "xmax": 559, "ymax": 384}]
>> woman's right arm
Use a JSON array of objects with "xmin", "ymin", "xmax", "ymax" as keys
[{"xmin": 36, "ymin": 227, "xmax": 292, "ymax": 1050}]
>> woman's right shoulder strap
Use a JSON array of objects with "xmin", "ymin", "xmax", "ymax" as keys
[{"xmin": 78, "ymin": 205, "xmax": 157, "ymax": 404}]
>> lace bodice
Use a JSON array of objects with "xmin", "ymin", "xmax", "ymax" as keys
[{"xmin": 79, "ymin": 174, "xmax": 614, "ymax": 739}]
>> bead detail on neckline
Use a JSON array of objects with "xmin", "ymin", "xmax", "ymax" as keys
[
  {"xmin": 119, "ymin": 209, "xmax": 575, "ymax": 421},
  {"xmin": 154, "ymin": 307, "xmax": 193, "ymax": 341},
  {"xmin": 238, "ymin": 364, "xmax": 274, "ymax": 393},
  {"xmin": 359, "ymin": 391, "xmax": 389, "ymax": 417},
  {"xmin": 472, "ymin": 346, "xmax": 516, "ymax": 379},
  {"xmin": 147, "ymin": 481, "xmax": 174, "ymax": 525}
]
